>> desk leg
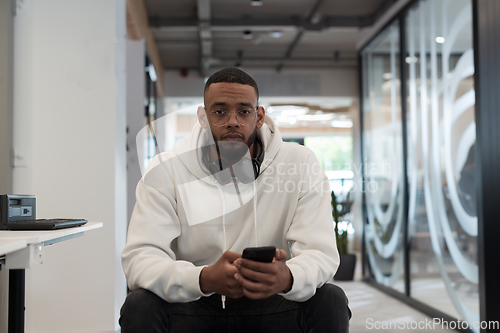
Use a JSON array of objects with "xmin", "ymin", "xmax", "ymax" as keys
[{"xmin": 8, "ymin": 269, "xmax": 25, "ymax": 333}]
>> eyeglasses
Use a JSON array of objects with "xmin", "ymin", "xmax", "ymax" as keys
[{"xmin": 206, "ymin": 108, "xmax": 257, "ymax": 127}]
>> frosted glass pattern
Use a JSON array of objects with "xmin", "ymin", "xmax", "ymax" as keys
[
  {"xmin": 405, "ymin": 0, "xmax": 478, "ymax": 327},
  {"xmin": 361, "ymin": 20, "xmax": 405, "ymax": 293}
]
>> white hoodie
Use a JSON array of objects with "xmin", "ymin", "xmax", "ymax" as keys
[{"xmin": 121, "ymin": 115, "xmax": 339, "ymax": 303}]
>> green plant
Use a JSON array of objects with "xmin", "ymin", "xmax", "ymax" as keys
[
  {"xmin": 331, "ymin": 190, "xmax": 348, "ymax": 255},
  {"xmin": 304, "ymin": 136, "xmax": 353, "ymax": 171}
]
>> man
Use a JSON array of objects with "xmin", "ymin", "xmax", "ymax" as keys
[{"xmin": 120, "ymin": 68, "xmax": 351, "ymax": 332}]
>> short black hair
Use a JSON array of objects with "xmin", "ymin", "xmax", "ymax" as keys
[{"xmin": 204, "ymin": 68, "xmax": 259, "ymax": 101}]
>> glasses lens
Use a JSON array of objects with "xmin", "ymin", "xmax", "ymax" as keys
[
  {"xmin": 210, "ymin": 111, "xmax": 228, "ymax": 126},
  {"xmin": 237, "ymin": 109, "xmax": 256, "ymax": 126}
]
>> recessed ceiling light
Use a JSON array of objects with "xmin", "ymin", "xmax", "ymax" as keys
[
  {"xmin": 250, "ymin": 0, "xmax": 263, "ymax": 6},
  {"xmin": 270, "ymin": 31, "xmax": 282, "ymax": 38},
  {"xmin": 435, "ymin": 36, "xmax": 445, "ymax": 43}
]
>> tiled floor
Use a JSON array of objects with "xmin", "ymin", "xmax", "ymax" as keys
[{"xmin": 334, "ymin": 280, "xmax": 459, "ymax": 333}]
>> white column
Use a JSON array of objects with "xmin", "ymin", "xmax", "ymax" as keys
[
  {"xmin": 0, "ymin": 0, "xmax": 14, "ymax": 330},
  {"xmin": 11, "ymin": 0, "xmax": 127, "ymax": 331},
  {"xmin": 0, "ymin": 0, "xmax": 14, "ymax": 194}
]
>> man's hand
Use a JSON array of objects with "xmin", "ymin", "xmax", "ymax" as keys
[
  {"xmin": 233, "ymin": 248, "xmax": 293, "ymax": 300},
  {"xmin": 199, "ymin": 251, "xmax": 244, "ymax": 298}
]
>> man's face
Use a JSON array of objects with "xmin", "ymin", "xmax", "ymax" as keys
[{"xmin": 199, "ymin": 82, "xmax": 265, "ymax": 160}]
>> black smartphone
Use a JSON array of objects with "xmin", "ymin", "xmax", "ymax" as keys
[{"xmin": 242, "ymin": 246, "xmax": 276, "ymax": 263}]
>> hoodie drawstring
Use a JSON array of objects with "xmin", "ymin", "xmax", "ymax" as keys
[
  {"xmin": 216, "ymin": 184, "xmax": 227, "ymax": 309},
  {"xmin": 216, "ymin": 181, "xmax": 258, "ymax": 309},
  {"xmin": 253, "ymin": 182, "xmax": 258, "ymax": 247}
]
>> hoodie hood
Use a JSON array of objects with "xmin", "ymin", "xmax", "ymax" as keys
[{"xmin": 173, "ymin": 114, "xmax": 283, "ymax": 186}]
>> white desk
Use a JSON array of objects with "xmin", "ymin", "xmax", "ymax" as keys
[
  {"xmin": 0, "ymin": 240, "xmax": 27, "ymax": 257},
  {"xmin": 0, "ymin": 222, "xmax": 103, "ymax": 333},
  {"xmin": 0, "ymin": 222, "xmax": 102, "ymax": 245}
]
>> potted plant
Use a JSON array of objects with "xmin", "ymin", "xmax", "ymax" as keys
[{"xmin": 331, "ymin": 190, "xmax": 356, "ymax": 281}]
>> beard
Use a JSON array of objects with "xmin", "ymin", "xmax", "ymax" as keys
[{"xmin": 213, "ymin": 128, "xmax": 257, "ymax": 164}]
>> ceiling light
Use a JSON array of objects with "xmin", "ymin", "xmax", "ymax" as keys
[
  {"xmin": 331, "ymin": 120, "xmax": 353, "ymax": 128},
  {"xmin": 270, "ymin": 31, "xmax": 283, "ymax": 38},
  {"xmin": 297, "ymin": 114, "xmax": 334, "ymax": 121},
  {"xmin": 242, "ymin": 30, "xmax": 253, "ymax": 40},
  {"xmin": 250, "ymin": 0, "xmax": 263, "ymax": 6},
  {"xmin": 282, "ymin": 108, "xmax": 309, "ymax": 117},
  {"xmin": 435, "ymin": 36, "xmax": 445, "ymax": 43},
  {"xmin": 267, "ymin": 105, "xmax": 308, "ymax": 116}
]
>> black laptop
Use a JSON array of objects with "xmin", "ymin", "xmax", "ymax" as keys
[{"xmin": 0, "ymin": 194, "xmax": 88, "ymax": 231}]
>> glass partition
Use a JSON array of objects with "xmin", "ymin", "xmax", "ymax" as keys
[
  {"xmin": 361, "ymin": 20, "xmax": 406, "ymax": 293},
  {"xmin": 361, "ymin": 0, "xmax": 478, "ymax": 328},
  {"xmin": 405, "ymin": 0, "xmax": 478, "ymax": 324}
]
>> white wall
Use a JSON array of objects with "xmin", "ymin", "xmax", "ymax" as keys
[
  {"xmin": 11, "ymin": 0, "xmax": 127, "ymax": 332},
  {"xmin": 0, "ymin": 1, "xmax": 14, "ymax": 331},
  {"xmin": 0, "ymin": 0, "xmax": 13, "ymax": 195}
]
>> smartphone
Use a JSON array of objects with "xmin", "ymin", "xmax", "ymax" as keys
[{"xmin": 242, "ymin": 246, "xmax": 276, "ymax": 263}]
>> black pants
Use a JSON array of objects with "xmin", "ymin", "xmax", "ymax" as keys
[{"xmin": 119, "ymin": 283, "xmax": 351, "ymax": 333}]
